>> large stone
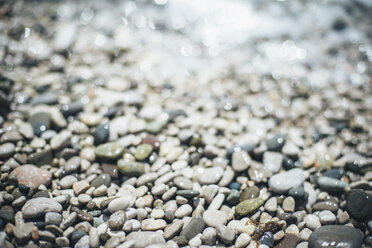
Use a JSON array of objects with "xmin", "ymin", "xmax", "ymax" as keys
[
  {"xmin": 11, "ymin": 164, "xmax": 52, "ymax": 190},
  {"xmin": 308, "ymin": 225, "xmax": 363, "ymax": 248}
]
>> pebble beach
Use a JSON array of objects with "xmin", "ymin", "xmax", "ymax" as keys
[{"xmin": 0, "ymin": 0, "xmax": 371, "ymax": 247}]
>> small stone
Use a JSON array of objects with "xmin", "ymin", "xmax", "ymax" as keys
[
  {"xmin": 91, "ymin": 174, "xmax": 111, "ymax": 188},
  {"xmin": 134, "ymin": 144, "xmax": 153, "ymax": 160},
  {"xmin": 203, "ymin": 210, "xmax": 228, "ymax": 227},
  {"xmin": 288, "ymin": 186, "xmax": 306, "ymax": 200},
  {"xmin": 118, "ymin": 160, "xmax": 145, "ymax": 177},
  {"xmin": 345, "ymin": 189, "xmax": 372, "ymax": 221},
  {"xmin": 226, "ymin": 190, "xmax": 240, "ymax": 206},
  {"xmin": 108, "ymin": 210, "xmax": 126, "ymax": 230},
  {"xmin": 95, "ymin": 142, "xmax": 124, "ymax": 159},
  {"xmin": 50, "ymin": 130, "xmax": 71, "ymax": 150},
  {"xmin": 308, "ymin": 225, "xmax": 363, "ymax": 248},
  {"xmin": 304, "ymin": 214, "xmax": 321, "ymax": 231},
  {"xmin": 268, "ymin": 168, "xmax": 305, "ymax": 194},
  {"xmin": 240, "ymin": 186, "xmax": 260, "ymax": 201},
  {"xmin": 316, "ymin": 176, "xmax": 349, "ymax": 193},
  {"xmin": 11, "ymin": 164, "xmax": 52, "ymax": 190},
  {"xmin": 267, "ymin": 133, "xmax": 286, "ymax": 151},
  {"xmin": 201, "ymin": 227, "xmax": 217, "ymax": 245},
  {"xmin": 80, "ymin": 112, "xmax": 102, "ymax": 126},
  {"xmin": 65, "ymin": 156, "xmax": 81, "ymax": 173},
  {"xmin": 264, "ymin": 197, "xmax": 277, "ymax": 212},
  {"xmin": 318, "ymin": 210, "xmax": 336, "ymax": 225},
  {"xmin": 176, "ymin": 190, "xmax": 200, "ymax": 198},
  {"xmin": 73, "ymin": 181, "xmax": 90, "ymax": 195},
  {"xmin": 164, "ymin": 220, "xmax": 183, "ymax": 240},
  {"xmin": 263, "ymin": 151, "xmax": 283, "ymax": 173},
  {"xmin": 60, "ymin": 175, "xmax": 78, "ymax": 189},
  {"xmin": 126, "ymin": 231, "xmax": 166, "ymax": 248},
  {"xmin": 31, "ymin": 91, "xmax": 58, "ymax": 105},
  {"xmin": 175, "ymin": 204, "xmax": 192, "ymax": 218},
  {"xmin": 232, "ymin": 151, "xmax": 251, "ymax": 172},
  {"xmin": 198, "ymin": 167, "xmax": 224, "ymax": 184},
  {"xmin": 29, "ymin": 112, "xmax": 51, "ymax": 136},
  {"xmin": 143, "ymin": 219, "xmax": 166, "ymax": 231},
  {"xmin": 216, "ymin": 224, "xmax": 235, "ymax": 244},
  {"xmin": 108, "ymin": 197, "xmax": 131, "ymax": 213},
  {"xmin": 275, "ymin": 233, "xmax": 299, "ymax": 248},
  {"xmin": 146, "ymin": 119, "xmax": 167, "ymax": 134},
  {"xmin": 260, "ymin": 232, "xmax": 274, "ymax": 247},
  {"xmin": 92, "ymin": 123, "xmax": 109, "ymax": 145},
  {"xmin": 45, "ymin": 212, "xmax": 62, "ymax": 226},
  {"xmin": 235, "ymin": 233, "xmax": 251, "ymax": 248},
  {"xmin": 174, "ymin": 177, "xmax": 193, "ymax": 190},
  {"xmin": 22, "ymin": 198, "xmax": 62, "ymax": 218},
  {"xmin": 74, "ymin": 235, "xmax": 89, "ymax": 248},
  {"xmin": 13, "ymin": 222, "xmax": 34, "ymax": 245},
  {"xmin": 282, "ymin": 197, "xmax": 295, "ymax": 213},
  {"xmin": 235, "ymin": 198, "xmax": 264, "ymax": 216},
  {"xmin": 180, "ymin": 216, "xmax": 205, "ymax": 241},
  {"xmin": 0, "ymin": 143, "xmax": 15, "ymax": 159}
]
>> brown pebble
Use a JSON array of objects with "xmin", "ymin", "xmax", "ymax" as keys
[
  {"xmin": 274, "ymin": 233, "xmax": 299, "ymax": 248},
  {"xmin": 71, "ymin": 207, "xmax": 93, "ymax": 222},
  {"xmin": 10, "ymin": 164, "xmax": 52, "ymax": 190},
  {"xmin": 31, "ymin": 226, "xmax": 39, "ymax": 242},
  {"xmin": 142, "ymin": 134, "xmax": 160, "ymax": 150},
  {"xmin": 5, "ymin": 223, "xmax": 14, "ymax": 235},
  {"xmin": 102, "ymin": 163, "xmax": 119, "ymax": 179}
]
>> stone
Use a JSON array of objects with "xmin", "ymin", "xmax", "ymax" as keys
[
  {"xmin": 60, "ymin": 175, "xmax": 78, "ymax": 189},
  {"xmin": 0, "ymin": 143, "xmax": 15, "ymax": 159},
  {"xmin": 27, "ymin": 148, "xmax": 53, "ymax": 166},
  {"xmin": 108, "ymin": 210, "xmax": 126, "ymax": 230},
  {"xmin": 143, "ymin": 219, "xmax": 166, "ymax": 231},
  {"xmin": 345, "ymin": 189, "xmax": 372, "ymax": 221},
  {"xmin": 267, "ymin": 133, "xmax": 286, "ymax": 151},
  {"xmin": 275, "ymin": 233, "xmax": 299, "ymax": 248},
  {"xmin": 134, "ymin": 144, "xmax": 153, "ymax": 160},
  {"xmin": 260, "ymin": 232, "xmax": 274, "ymax": 247},
  {"xmin": 226, "ymin": 190, "xmax": 240, "ymax": 206},
  {"xmin": 235, "ymin": 198, "xmax": 264, "ymax": 216},
  {"xmin": 73, "ymin": 181, "xmax": 90, "ymax": 195},
  {"xmin": 235, "ymin": 233, "xmax": 251, "ymax": 248},
  {"xmin": 93, "ymin": 123, "xmax": 109, "ymax": 145},
  {"xmin": 264, "ymin": 197, "xmax": 277, "ymax": 212},
  {"xmin": 316, "ymin": 176, "xmax": 349, "ymax": 193},
  {"xmin": 268, "ymin": 168, "xmax": 305, "ymax": 194},
  {"xmin": 240, "ymin": 186, "xmax": 260, "ymax": 201},
  {"xmin": 216, "ymin": 224, "xmax": 235, "ymax": 244},
  {"xmin": 304, "ymin": 214, "xmax": 321, "ymax": 231},
  {"xmin": 232, "ymin": 151, "xmax": 251, "ymax": 172},
  {"xmin": 80, "ymin": 112, "xmax": 102, "ymax": 126},
  {"xmin": 117, "ymin": 160, "xmax": 145, "ymax": 177},
  {"xmin": 74, "ymin": 235, "xmax": 89, "ymax": 248},
  {"xmin": 288, "ymin": 186, "xmax": 306, "ymax": 200},
  {"xmin": 11, "ymin": 164, "xmax": 52, "ymax": 190},
  {"xmin": 174, "ymin": 177, "xmax": 193, "ymax": 190},
  {"xmin": 282, "ymin": 197, "xmax": 295, "ymax": 213},
  {"xmin": 176, "ymin": 190, "xmax": 200, "ymax": 198},
  {"xmin": 22, "ymin": 198, "xmax": 62, "ymax": 218},
  {"xmin": 50, "ymin": 130, "xmax": 71, "ymax": 150},
  {"xmin": 318, "ymin": 210, "xmax": 336, "ymax": 225},
  {"xmin": 126, "ymin": 231, "xmax": 166, "ymax": 248},
  {"xmin": 201, "ymin": 227, "xmax": 217, "ymax": 245},
  {"xmin": 198, "ymin": 167, "xmax": 224, "ymax": 184},
  {"xmin": 308, "ymin": 225, "xmax": 363, "ymax": 248},
  {"xmin": 45, "ymin": 212, "xmax": 62, "ymax": 226},
  {"xmin": 175, "ymin": 204, "xmax": 192, "ymax": 218},
  {"xmin": 91, "ymin": 174, "xmax": 111, "ymax": 188},
  {"xmin": 203, "ymin": 210, "xmax": 228, "ymax": 227},
  {"xmin": 180, "ymin": 216, "xmax": 205, "ymax": 241},
  {"xmin": 164, "ymin": 220, "xmax": 183, "ymax": 240},
  {"xmin": 263, "ymin": 151, "xmax": 283, "ymax": 173},
  {"xmin": 29, "ymin": 112, "xmax": 51, "ymax": 136},
  {"xmin": 108, "ymin": 197, "xmax": 131, "ymax": 213},
  {"xmin": 13, "ymin": 222, "xmax": 34, "ymax": 245},
  {"xmin": 65, "ymin": 156, "xmax": 81, "ymax": 173},
  {"xmin": 60, "ymin": 101, "xmax": 84, "ymax": 117},
  {"xmin": 95, "ymin": 142, "xmax": 124, "ymax": 159}
]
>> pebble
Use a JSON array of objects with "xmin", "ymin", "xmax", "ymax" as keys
[
  {"xmin": 318, "ymin": 210, "xmax": 336, "ymax": 224},
  {"xmin": 240, "ymin": 186, "xmax": 260, "ymax": 201},
  {"xmin": 60, "ymin": 175, "xmax": 78, "ymax": 189},
  {"xmin": 288, "ymin": 186, "xmax": 306, "ymax": 200},
  {"xmin": 45, "ymin": 212, "xmax": 63, "ymax": 226},
  {"xmin": 198, "ymin": 167, "xmax": 224, "ymax": 184},
  {"xmin": 95, "ymin": 142, "xmax": 124, "ymax": 159},
  {"xmin": 176, "ymin": 190, "xmax": 200, "ymax": 198},
  {"xmin": 93, "ymin": 123, "xmax": 109, "ymax": 145},
  {"xmin": 264, "ymin": 197, "xmax": 278, "ymax": 212},
  {"xmin": 74, "ymin": 235, "xmax": 89, "ymax": 248},
  {"xmin": 91, "ymin": 174, "xmax": 111, "ymax": 188},
  {"xmin": 235, "ymin": 233, "xmax": 251, "ymax": 248},
  {"xmin": 50, "ymin": 130, "xmax": 71, "ymax": 150},
  {"xmin": 232, "ymin": 151, "xmax": 251, "ymax": 172},
  {"xmin": 235, "ymin": 198, "xmax": 264, "ymax": 216},
  {"xmin": 282, "ymin": 197, "xmax": 295, "ymax": 213},
  {"xmin": 180, "ymin": 216, "xmax": 205, "ymax": 241},
  {"xmin": 0, "ymin": 143, "xmax": 15, "ymax": 159},
  {"xmin": 345, "ymin": 189, "xmax": 372, "ymax": 221},
  {"xmin": 65, "ymin": 156, "xmax": 81, "ymax": 173},
  {"xmin": 164, "ymin": 220, "xmax": 183, "ymax": 240},
  {"xmin": 126, "ymin": 231, "xmax": 166, "ymax": 248},
  {"xmin": 134, "ymin": 144, "xmax": 153, "ymax": 160},
  {"xmin": 268, "ymin": 168, "xmax": 305, "ymax": 194},
  {"xmin": 108, "ymin": 197, "xmax": 131, "ymax": 213},
  {"xmin": 174, "ymin": 177, "xmax": 193, "ymax": 190},
  {"xmin": 143, "ymin": 219, "xmax": 166, "ymax": 231},
  {"xmin": 108, "ymin": 210, "xmax": 126, "ymax": 230},
  {"xmin": 275, "ymin": 233, "xmax": 298, "ymax": 248},
  {"xmin": 22, "ymin": 198, "xmax": 62, "ymax": 218},
  {"xmin": 203, "ymin": 209, "xmax": 228, "ymax": 227},
  {"xmin": 304, "ymin": 214, "xmax": 321, "ymax": 230},
  {"xmin": 267, "ymin": 133, "xmax": 286, "ymax": 151},
  {"xmin": 263, "ymin": 151, "xmax": 283, "ymax": 173},
  {"xmin": 29, "ymin": 112, "xmax": 51, "ymax": 136},
  {"xmin": 175, "ymin": 204, "xmax": 192, "ymax": 218},
  {"xmin": 316, "ymin": 176, "xmax": 349, "ymax": 193},
  {"xmin": 10, "ymin": 164, "xmax": 52, "ymax": 190},
  {"xmin": 308, "ymin": 225, "xmax": 363, "ymax": 248},
  {"xmin": 216, "ymin": 224, "xmax": 235, "ymax": 244},
  {"xmin": 118, "ymin": 160, "xmax": 145, "ymax": 177}
]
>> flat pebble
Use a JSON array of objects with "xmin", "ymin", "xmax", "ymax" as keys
[
  {"xmin": 268, "ymin": 168, "xmax": 305, "ymax": 194},
  {"xmin": 22, "ymin": 198, "xmax": 62, "ymax": 218},
  {"xmin": 203, "ymin": 209, "xmax": 228, "ymax": 227}
]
